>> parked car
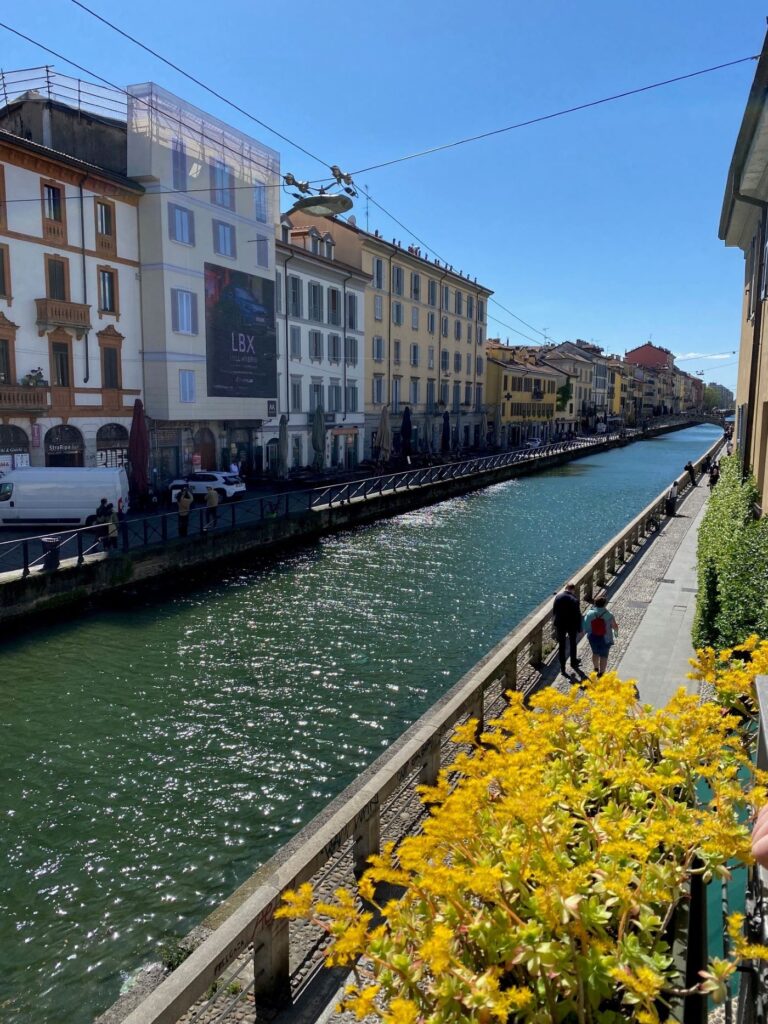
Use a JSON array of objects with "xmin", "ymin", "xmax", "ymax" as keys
[
  {"xmin": 524, "ymin": 438, "xmax": 543, "ymax": 449},
  {"xmin": 169, "ymin": 472, "xmax": 246, "ymax": 503}
]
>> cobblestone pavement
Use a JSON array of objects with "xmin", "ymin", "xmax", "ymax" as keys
[{"xmin": 139, "ymin": 476, "xmax": 712, "ymax": 1024}]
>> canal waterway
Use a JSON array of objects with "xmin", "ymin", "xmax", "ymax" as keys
[{"xmin": 0, "ymin": 424, "xmax": 719, "ymax": 1023}]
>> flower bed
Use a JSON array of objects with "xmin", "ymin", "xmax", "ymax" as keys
[{"xmin": 280, "ymin": 643, "xmax": 768, "ymax": 1024}]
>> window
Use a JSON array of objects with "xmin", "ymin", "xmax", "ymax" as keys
[
  {"xmin": 466, "ymin": 295, "xmax": 474, "ymax": 320},
  {"xmin": 254, "ymin": 234, "xmax": 269, "ymax": 268},
  {"xmin": 276, "ymin": 272, "xmax": 282, "ymax": 314},
  {"xmin": 328, "ymin": 333, "xmax": 342, "ymax": 363},
  {"xmin": 290, "ymin": 375, "xmax": 302, "ymax": 411},
  {"xmin": 46, "ymin": 256, "xmax": 68, "ymax": 300},
  {"xmin": 308, "ymin": 282, "xmax": 324, "ymax": 322},
  {"xmin": 467, "ymin": 323, "xmax": 473, "ymax": 344},
  {"xmin": 372, "ymin": 335, "xmax": 384, "ymax": 362},
  {"xmin": 171, "ymin": 288, "xmax": 198, "ymax": 334},
  {"xmin": 478, "ymin": 299, "xmax": 485, "ymax": 322},
  {"xmin": 440, "ymin": 381, "xmax": 449, "ymax": 406},
  {"xmin": 324, "ymin": 237, "xmax": 334, "ymax": 259},
  {"xmin": 475, "ymin": 384, "xmax": 483, "ymax": 411},
  {"xmin": 392, "ymin": 376, "xmax": 401, "ymax": 413},
  {"xmin": 51, "ymin": 341, "xmax": 70, "ymax": 387},
  {"xmin": 328, "ymin": 380, "xmax": 342, "ymax": 412},
  {"xmin": 465, "ymin": 382, "xmax": 473, "ymax": 406},
  {"xmin": 452, "ymin": 381, "xmax": 461, "ymax": 412},
  {"xmin": 441, "ymin": 349, "xmax": 449, "ymax": 372},
  {"xmin": 310, "ymin": 232, "xmax": 320, "ymax": 255},
  {"xmin": 289, "ymin": 325, "xmax": 301, "ymax": 359},
  {"xmin": 442, "ymin": 285, "xmax": 450, "ymax": 310},
  {"xmin": 310, "ymin": 379, "xmax": 324, "ymax": 411},
  {"xmin": 288, "ymin": 275, "xmax": 302, "ymax": 317},
  {"xmin": 374, "ymin": 294, "xmax": 383, "ymax": 321},
  {"xmin": 346, "ymin": 293, "xmax": 358, "ymax": 329},
  {"xmin": 213, "ymin": 220, "xmax": 236, "ymax": 257},
  {"xmin": 476, "ymin": 356, "xmax": 484, "ymax": 376},
  {"xmin": 345, "ymin": 336, "xmax": 358, "ymax": 366},
  {"xmin": 0, "ymin": 165, "xmax": 6, "ymax": 230},
  {"xmin": 346, "ymin": 382, "xmax": 358, "ymax": 412},
  {"xmin": 42, "ymin": 183, "xmax": 62, "ymax": 221},
  {"xmin": 427, "ymin": 279, "xmax": 437, "ymax": 307},
  {"xmin": 98, "ymin": 267, "xmax": 118, "ymax": 314},
  {"xmin": 394, "ymin": 339, "xmax": 401, "ymax": 365},
  {"xmin": 411, "ymin": 306, "xmax": 419, "ymax": 330},
  {"xmin": 455, "ymin": 290, "xmax": 463, "ymax": 316},
  {"xmin": 172, "ymin": 139, "xmax": 187, "ymax": 191},
  {"xmin": 309, "ymin": 330, "xmax": 323, "ymax": 361},
  {"xmin": 410, "ymin": 343, "xmax": 419, "ymax": 367},
  {"xmin": 454, "ymin": 352, "xmax": 462, "ymax": 373},
  {"xmin": 392, "ymin": 301, "xmax": 403, "ymax": 325},
  {"xmin": 168, "ymin": 204, "xmax": 195, "ymax": 245},
  {"xmin": 372, "ymin": 257, "xmax": 384, "ymax": 289},
  {"xmin": 373, "ymin": 375, "xmax": 384, "ymax": 404},
  {"xmin": 466, "ymin": 354, "xmax": 471, "ymax": 374},
  {"xmin": 0, "ymin": 337, "xmax": 11, "ymax": 384},
  {"xmin": 477, "ymin": 326, "xmax": 484, "ymax": 345},
  {"xmin": 441, "ymin": 316, "xmax": 448, "ymax": 338},
  {"xmin": 102, "ymin": 346, "xmax": 120, "ymax": 388},
  {"xmin": 426, "ymin": 379, "xmax": 436, "ymax": 409},
  {"xmin": 0, "ymin": 244, "xmax": 10, "ymax": 300},
  {"xmin": 292, "ymin": 434, "xmax": 302, "ymax": 465},
  {"xmin": 392, "ymin": 265, "xmax": 404, "ymax": 295},
  {"xmin": 210, "ymin": 159, "xmax": 235, "ymax": 209},
  {"xmin": 327, "ymin": 287, "xmax": 341, "ymax": 326},
  {"xmin": 410, "ymin": 272, "xmax": 420, "ymax": 300},
  {"xmin": 454, "ymin": 319, "xmax": 462, "ymax": 341},
  {"xmin": 427, "ymin": 346, "xmax": 435, "ymax": 370},
  {"xmin": 410, "ymin": 378, "xmax": 420, "ymax": 405},
  {"xmin": 95, "ymin": 199, "xmax": 116, "ymax": 255},
  {"xmin": 254, "ymin": 183, "xmax": 268, "ymax": 222},
  {"xmin": 427, "ymin": 311, "xmax": 435, "ymax": 334}
]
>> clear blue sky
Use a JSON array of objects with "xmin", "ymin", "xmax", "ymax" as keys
[{"xmin": 3, "ymin": 0, "xmax": 765, "ymax": 390}]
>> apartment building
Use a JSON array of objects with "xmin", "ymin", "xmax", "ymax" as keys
[
  {"xmin": 283, "ymin": 213, "xmax": 493, "ymax": 456},
  {"xmin": 275, "ymin": 223, "xmax": 367, "ymax": 470},
  {"xmin": 485, "ymin": 341, "xmax": 563, "ymax": 445},
  {"xmin": 536, "ymin": 345, "xmax": 592, "ymax": 433},
  {"xmin": 0, "ymin": 115, "xmax": 143, "ymax": 470}
]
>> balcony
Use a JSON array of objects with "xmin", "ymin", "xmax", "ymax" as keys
[
  {"xmin": 35, "ymin": 298, "xmax": 92, "ymax": 339},
  {"xmin": 0, "ymin": 383, "xmax": 49, "ymax": 415}
]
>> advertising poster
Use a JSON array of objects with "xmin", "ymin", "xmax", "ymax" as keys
[{"xmin": 204, "ymin": 263, "xmax": 277, "ymax": 399}]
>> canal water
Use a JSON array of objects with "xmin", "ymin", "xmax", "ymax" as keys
[{"xmin": 0, "ymin": 425, "xmax": 718, "ymax": 1023}]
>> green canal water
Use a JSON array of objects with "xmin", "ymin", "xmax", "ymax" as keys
[{"xmin": 0, "ymin": 425, "xmax": 719, "ymax": 1023}]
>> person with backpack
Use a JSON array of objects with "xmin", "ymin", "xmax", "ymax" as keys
[{"xmin": 583, "ymin": 595, "xmax": 619, "ymax": 677}]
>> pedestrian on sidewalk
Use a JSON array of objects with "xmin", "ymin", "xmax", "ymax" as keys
[
  {"xmin": 664, "ymin": 481, "xmax": 678, "ymax": 517},
  {"xmin": 583, "ymin": 595, "xmax": 619, "ymax": 677},
  {"xmin": 552, "ymin": 582, "xmax": 582, "ymax": 676},
  {"xmin": 205, "ymin": 486, "xmax": 219, "ymax": 530},
  {"xmin": 708, "ymin": 463, "xmax": 720, "ymax": 490},
  {"xmin": 177, "ymin": 486, "xmax": 194, "ymax": 537},
  {"xmin": 684, "ymin": 461, "xmax": 696, "ymax": 487},
  {"xmin": 105, "ymin": 503, "xmax": 118, "ymax": 552}
]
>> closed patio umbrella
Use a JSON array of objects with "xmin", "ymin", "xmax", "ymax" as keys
[
  {"xmin": 312, "ymin": 404, "xmax": 326, "ymax": 470},
  {"xmin": 479, "ymin": 409, "xmax": 488, "ymax": 449},
  {"xmin": 400, "ymin": 406, "xmax": 412, "ymax": 457},
  {"xmin": 377, "ymin": 405, "xmax": 391, "ymax": 463},
  {"xmin": 423, "ymin": 416, "xmax": 432, "ymax": 453},
  {"xmin": 127, "ymin": 398, "xmax": 149, "ymax": 501},
  {"xmin": 441, "ymin": 411, "xmax": 450, "ymax": 453},
  {"xmin": 277, "ymin": 414, "xmax": 289, "ymax": 479},
  {"xmin": 494, "ymin": 404, "xmax": 503, "ymax": 448}
]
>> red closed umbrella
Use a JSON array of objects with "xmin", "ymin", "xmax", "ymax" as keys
[{"xmin": 127, "ymin": 398, "xmax": 150, "ymax": 499}]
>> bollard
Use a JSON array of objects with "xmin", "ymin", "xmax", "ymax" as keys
[
  {"xmin": 22, "ymin": 539, "xmax": 29, "ymax": 577},
  {"xmin": 41, "ymin": 535, "xmax": 61, "ymax": 572},
  {"xmin": 77, "ymin": 530, "xmax": 84, "ymax": 566}
]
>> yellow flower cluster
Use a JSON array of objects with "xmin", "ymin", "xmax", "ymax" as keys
[{"xmin": 279, "ymin": 647, "xmax": 768, "ymax": 1024}]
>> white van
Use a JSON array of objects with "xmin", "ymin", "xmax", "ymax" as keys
[{"xmin": 0, "ymin": 467, "xmax": 130, "ymax": 527}]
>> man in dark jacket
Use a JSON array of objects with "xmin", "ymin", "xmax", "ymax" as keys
[{"xmin": 552, "ymin": 583, "xmax": 583, "ymax": 676}]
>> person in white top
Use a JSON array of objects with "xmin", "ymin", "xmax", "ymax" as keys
[{"xmin": 229, "ymin": 461, "xmax": 240, "ymax": 476}]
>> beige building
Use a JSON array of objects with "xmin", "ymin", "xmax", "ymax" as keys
[
  {"xmin": 485, "ymin": 342, "xmax": 563, "ymax": 445},
  {"xmin": 284, "ymin": 213, "xmax": 493, "ymax": 456}
]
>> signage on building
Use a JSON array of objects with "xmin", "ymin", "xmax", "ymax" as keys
[
  {"xmin": 267, "ymin": 400, "xmax": 277, "ymax": 418},
  {"xmin": 204, "ymin": 263, "xmax": 277, "ymax": 399},
  {"xmin": 31, "ymin": 424, "xmax": 41, "ymax": 448}
]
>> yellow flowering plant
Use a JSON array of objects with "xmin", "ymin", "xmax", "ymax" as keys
[{"xmin": 279, "ymin": 650, "xmax": 768, "ymax": 1024}]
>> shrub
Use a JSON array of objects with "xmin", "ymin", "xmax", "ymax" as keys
[
  {"xmin": 158, "ymin": 935, "xmax": 193, "ymax": 973},
  {"xmin": 279, "ymin": 646, "xmax": 768, "ymax": 1024},
  {"xmin": 693, "ymin": 456, "xmax": 768, "ymax": 647}
]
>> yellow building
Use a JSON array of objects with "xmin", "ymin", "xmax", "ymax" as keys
[
  {"xmin": 284, "ymin": 213, "xmax": 493, "ymax": 456},
  {"xmin": 485, "ymin": 341, "xmax": 563, "ymax": 445}
]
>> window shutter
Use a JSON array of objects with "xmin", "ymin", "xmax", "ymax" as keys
[
  {"xmin": 190, "ymin": 293, "xmax": 198, "ymax": 334},
  {"xmin": 171, "ymin": 289, "xmax": 179, "ymax": 332}
]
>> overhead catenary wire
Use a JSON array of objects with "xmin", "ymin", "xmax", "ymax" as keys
[{"xmin": 349, "ymin": 54, "xmax": 760, "ymax": 176}]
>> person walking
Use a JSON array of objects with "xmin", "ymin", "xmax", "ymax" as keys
[
  {"xmin": 105, "ymin": 503, "xmax": 118, "ymax": 552},
  {"xmin": 684, "ymin": 461, "xmax": 696, "ymax": 487},
  {"xmin": 708, "ymin": 463, "xmax": 720, "ymax": 490},
  {"xmin": 177, "ymin": 486, "xmax": 194, "ymax": 538},
  {"xmin": 205, "ymin": 486, "xmax": 219, "ymax": 530},
  {"xmin": 552, "ymin": 582, "xmax": 583, "ymax": 676},
  {"xmin": 665, "ymin": 481, "xmax": 678, "ymax": 517},
  {"xmin": 583, "ymin": 595, "xmax": 619, "ymax": 677}
]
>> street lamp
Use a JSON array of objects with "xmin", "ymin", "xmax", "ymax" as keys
[{"xmin": 285, "ymin": 193, "xmax": 353, "ymax": 218}]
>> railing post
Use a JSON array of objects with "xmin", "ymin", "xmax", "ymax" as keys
[
  {"xmin": 529, "ymin": 624, "xmax": 543, "ymax": 666},
  {"xmin": 606, "ymin": 546, "xmax": 616, "ymax": 576},
  {"xmin": 353, "ymin": 795, "xmax": 381, "ymax": 877},
  {"xmin": 419, "ymin": 737, "xmax": 441, "ymax": 787},
  {"xmin": 501, "ymin": 650, "xmax": 518, "ymax": 697},
  {"xmin": 585, "ymin": 571, "xmax": 595, "ymax": 603},
  {"xmin": 77, "ymin": 530, "xmax": 84, "ymax": 566},
  {"xmin": 253, "ymin": 915, "xmax": 290, "ymax": 1005},
  {"xmin": 22, "ymin": 539, "xmax": 29, "ymax": 577},
  {"xmin": 469, "ymin": 688, "xmax": 485, "ymax": 740},
  {"xmin": 120, "ymin": 521, "xmax": 129, "ymax": 553}
]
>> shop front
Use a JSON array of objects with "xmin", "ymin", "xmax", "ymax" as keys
[
  {"xmin": 96, "ymin": 423, "xmax": 129, "ymax": 468},
  {"xmin": 330, "ymin": 427, "xmax": 359, "ymax": 470},
  {"xmin": 0, "ymin": 425, "xmax": 30, "ymax": 472},
  {"xmin": 45, "ymin": 424, "xmax": 85, "ymax": 467}
]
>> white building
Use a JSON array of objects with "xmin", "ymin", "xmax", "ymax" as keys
[
  {"xmin": 126, "ymin": 83, "xmax": 281, "ymax": 483},
  {"xmin": 275, "ymin": 223, "xmax": 367, "ymax": 469},
  {"xmin": 0, "ymin": 119, "xmax": 144, "ymax": 470}
]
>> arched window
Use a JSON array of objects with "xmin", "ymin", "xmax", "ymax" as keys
[
  {"xmin": 96, "ymin": 422, "xmax": 129, "ymax": 467},
  {"xmin": 0, "ymin": 424, "xmax": 29, "ymax": 453},
  {"xmin": 45, "ymin": 424, "xmax": 84, "ymax": 467}
]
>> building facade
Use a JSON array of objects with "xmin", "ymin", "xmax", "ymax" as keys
[
  {"xmin": 0, "ymin": 122, "xmax": 143, "ymax": 471},
  {"xmin": 485, "ymin": 341, "xmax": 563, "ymax": 445},
  {"xmin": 275, "ymin": 226, "xmax": 367, "ymax": 470},
  {"xmin": 284, "ymin": 214, "xmax": 493, "ymax": 456}
]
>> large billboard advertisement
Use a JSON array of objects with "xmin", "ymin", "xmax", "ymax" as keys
[{"xmin": 204, "ymin": 263, "xmax": 277, "ymax": 398}]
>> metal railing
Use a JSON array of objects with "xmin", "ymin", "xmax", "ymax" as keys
[
  {"xmin": 106, "ymin": 440, "xmax": 721, "ymax": 1024},
  {"xmin": 0, "ymin": 432, "xmax": 632, "ymax": 579}
]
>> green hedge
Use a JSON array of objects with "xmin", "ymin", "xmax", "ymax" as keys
[{"xmin": 693, "ymin": 455, "xmax": 768, "ymax": 646}]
